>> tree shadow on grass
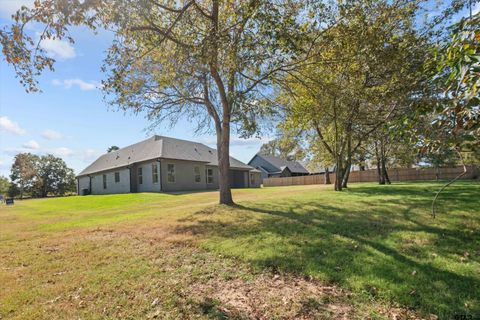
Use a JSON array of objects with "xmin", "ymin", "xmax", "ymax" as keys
[{"xmin": 174, "ymin": 184, "xmax": 480, "ymax": 318}]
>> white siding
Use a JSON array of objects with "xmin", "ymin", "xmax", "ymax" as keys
[
  {"xmin": 136, "ymin": 161, "xmax": 161, "ymax": 192},
  {"xmin": 160, "ymin": 159, "xmax": 209, "ymax": 192},
  {"xmin": 77, "ymin": 176, "xmax": 90, "ymax": 195},
  {"xmin": 205, "ymin": 165, "xmax": 219, "ymax": 190},
  {"xmin": 91, "ymin": 169, "xmax": 130, "ymax": 194}
]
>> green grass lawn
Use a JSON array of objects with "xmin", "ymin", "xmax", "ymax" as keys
[{"xmin": 1, "ymin": 181, "xmax": 479, "ymax": 319}]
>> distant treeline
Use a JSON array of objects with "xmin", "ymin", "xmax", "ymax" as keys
[{"xmin": 0, "ymin": 153, "xmax": 76, "ymax": 199}]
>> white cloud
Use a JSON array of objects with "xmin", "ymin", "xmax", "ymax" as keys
[
  {"xmin": 473, "ymin": 3, "xmax": 480, "ymax": 15},
  {"xmin": 52, "ymin": 78, "xmax": 98, "ymax": 91},
  {"xmin": 52, "ymin": 147, "xmax": 74, "ymax": 157},
  {"xmin": 22, "ymin": 140, "xmax": 40, "ymax": 150},
  {"xmin": 0, "ymin": 116, "xmax": 26, "ymax": 135},
  {"xmin": 39, "ymin": 38, "xmax": 76, "ymax": 59},
  {"xmin": 41, "ymin": 129, "xmax": 64, "ymax": 140}
]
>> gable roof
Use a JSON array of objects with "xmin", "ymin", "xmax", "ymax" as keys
[
  {"xmin": 250, "ymin": 154, "xmax": 309, "ymax": 174},
  {"xmin": 78, "ymin": 135, "xmax": 252, "ymax": 177}
]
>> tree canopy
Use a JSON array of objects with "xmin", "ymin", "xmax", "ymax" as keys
[
  {"xmin": 9, "ymin": 153, "xmax": 76, "ymax": 198},
  {"xmin": 1, "ymin": 0, "xmax": 309, "ymax": 204},
  {"xmin": 107, "ymin": 146, "xmax": 120, "ymax": 153}
]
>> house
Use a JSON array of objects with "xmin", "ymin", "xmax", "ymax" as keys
[
  {"xmin": 77, "ymin": 135, "xmax": 262, "ymax": 195},
  {"xmin": 248, "ymin": 153, "xmax": 310, "ymax": 180}
]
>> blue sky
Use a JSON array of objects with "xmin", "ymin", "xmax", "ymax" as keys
[
  {"xmin": 0, "ymin": 1, "xmax": 271, "ymax": 178},
  {"xmin": 0, "ymin": 1, "xmax": 478, "ymax": 178}
]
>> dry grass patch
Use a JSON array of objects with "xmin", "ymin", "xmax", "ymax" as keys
[{"xmin": 2, "ymin": 220, "xmax": 421, "ymax": 319}]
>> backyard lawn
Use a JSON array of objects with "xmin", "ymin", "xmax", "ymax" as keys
[{"xmin": 0, "ymin": 181, "xmax": 479, "ymax": 319}]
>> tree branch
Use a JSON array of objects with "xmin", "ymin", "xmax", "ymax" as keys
[{"xmin": 431, "ymin": 148, "xmax": 468, "ymax": 218}]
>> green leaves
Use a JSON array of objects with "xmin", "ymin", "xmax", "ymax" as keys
[{"xmin": 429, "ymin": 13, "xmax": 480, "ymax": 163}]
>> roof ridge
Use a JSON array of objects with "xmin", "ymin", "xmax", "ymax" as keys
[
  {"xmin": 78, "ymin": 135, "xmax": 252, "ymax": 177},
  {"xmin": 100, "ymin": 136, "xmax": 155, "ymax": 156},
  {"xmin": 154, "ymin": 134, "xmax": 209, "ymax": 146}
]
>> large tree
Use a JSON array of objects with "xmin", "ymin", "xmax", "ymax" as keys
[
  {"xmin": 37, "ymin": 154, "xmax": 76, "ymax": 197},
  {"xmin": 0, "ymin": 0, "xmax": 306, "ymax": 205}
]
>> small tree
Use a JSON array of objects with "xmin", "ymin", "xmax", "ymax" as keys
[
  {"xmin": 307, "ymin": 134, "xmax": 335, "ymax": 184},
  {"xmin": 259, "ymin": 129, "xmax": 305, "ymax": 161},
  {"xmin": 107, "ymin": 146, "xmax": 120, "ymax": 153},
  {"xmin": 0, "ymin": 176, "xmax": 10, "ymax": 196},
  {"xmin": 10, "ymin": 153, "xmax": 40, "ymax": 199}
]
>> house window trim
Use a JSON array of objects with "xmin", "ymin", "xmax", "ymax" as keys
[
  {"xmin": 114, "ymin": 171, "xmax": 120, "ymax": 183},
  {"xmin": 206, "ymin": 168, "xmax": 214, "ymax": 184},
  {"xmin": 152, "ymin": 163, "xmax": 159, "ymax": 184},
  {"xmin": 102, "ymin": 174, "xmax": 107, "ymax": 189},
  {"xmin": 167, "ymin": 163, "xmax": 176, "ymax": 183},
  {"xmin": 138, "ymin": 167, "xmax": 143, "ymax": 185},
  {"xmin": 193, "ymin": 166, "xmax": 201, "ymax": 183}
]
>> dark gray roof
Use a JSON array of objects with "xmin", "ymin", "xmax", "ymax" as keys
[
  {"xmin": 253, "ymin": 154, "xmax": 309, "ymax": 174},
  {"xmin": 78, "ymin": 135, "xmax": 252, "ymax": 176}
]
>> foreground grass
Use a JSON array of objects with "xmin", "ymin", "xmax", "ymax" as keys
[{"xmin": 1, "ymin": 181, "xmax": 479, "ymax": 319}]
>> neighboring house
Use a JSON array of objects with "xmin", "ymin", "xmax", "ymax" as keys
[
  {"xmin": 248, "ymin": 154, "xmax": 310, "ymax": 180},
  {"xmin": 77, "ymin": 135, "xmax": 261, "ymax": 195}
]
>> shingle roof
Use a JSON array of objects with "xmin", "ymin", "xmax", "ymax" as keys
[
  {"xmin": 254, "ymin": 154, "xmax": 310, "ymax": 174},
  {"xmin": 78, "ymin": 135, "xmax": 252, "ymax": 177}
]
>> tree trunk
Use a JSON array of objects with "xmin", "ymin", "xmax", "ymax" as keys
[
  {"xmin": 324, "ymin": 167, "xmax": 331, "ymax": 184},
  {"xmin": 334, "ymin": 157, "xmax": 343, "ymax": 191},
  {"xmin": 359, "ymin": 154, "xmax": 366, "ymax": 171},
  {"xmin": 217, "ymin": 124, "xmax": 234, "ymax": 205},
  {"xmin": 375, "ymin": 142, "xmax": 385, "ymax": 185},
  {"xmin": 341, "ymin": 131, "xmax": 352, "ymax": 189},
  {"xmin": 432, "ymin": 148, "xmax": 467, "ymax": 218},
  {"xmin": 342, "ymin": 162, "xmax": 351, "ymax": 188},
  {"xmin": 381, "ymin": 156, "xmax": 391, "ymax": 185},
  {"xmin": 380, "ymin": 141, "xmax": 390, "ymax": 185}
]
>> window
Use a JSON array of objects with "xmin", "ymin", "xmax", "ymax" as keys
[
  {"xmin": 114, "ymin": 172, "xmax": 120, "ymax": 183},
  {"xmin": 103, "ymin": 174, "xmax": 107, "ymax": 189},
  {"xmin": 250, "ymin": 173, "xmax": 255, "ymax": 186},
  {"xmin": 152, "ymin": 163, "xmax": 159, "ymax": 184},
  {"xmin": 167, "ymin": 164, "xmax": 175, "ymax": 183},
  {"xmin": 206, "ymin": 168, "xmax": 213, "ymax": 184},
  {"xmin": 194, "ymin": 166, "xmax": 201, "ymax": 183},
  {"xmin": 138, "ymin": 167, "xmax": 143, "ymax": 185}
]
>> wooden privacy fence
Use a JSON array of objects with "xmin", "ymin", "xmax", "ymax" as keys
[{"xmin": 262, "ymin": 166, "xmax": 478, "ymax": 187}]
